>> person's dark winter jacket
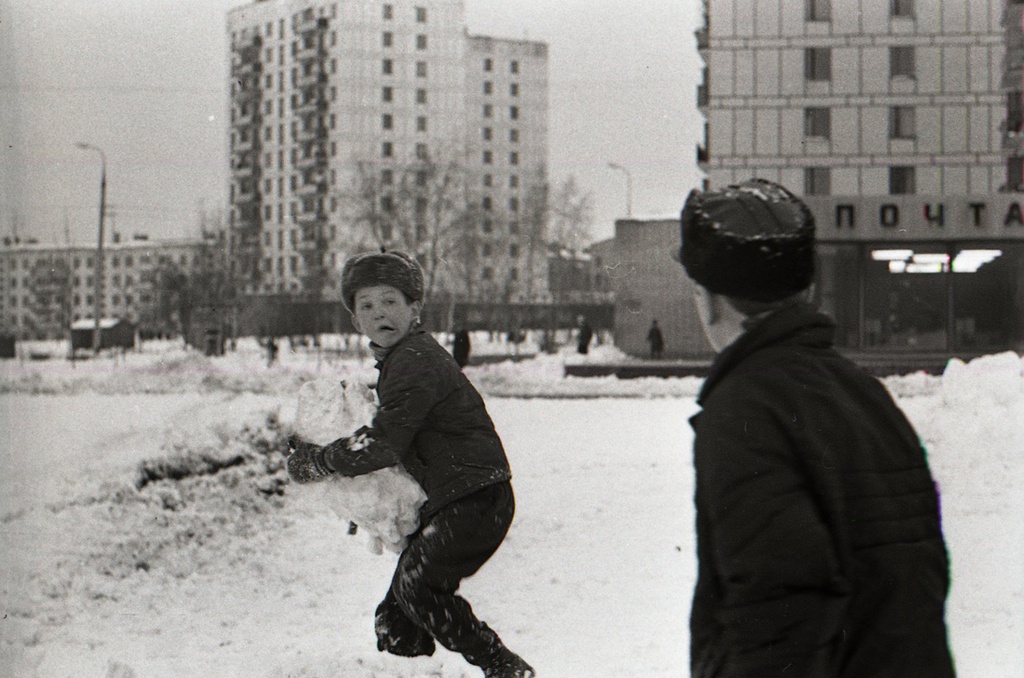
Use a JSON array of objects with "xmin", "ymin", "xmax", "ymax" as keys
[
  {"xmin": 299, "ymin": 328, "xmax": 511, "ymax": 518},
  {"xmin": 689, "ymin": 301, "xmax": 954, "ymax": 678}
]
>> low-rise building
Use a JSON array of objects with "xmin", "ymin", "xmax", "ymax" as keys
[{"xmin": 0, "ymin": 236, "xmax": 208, "ymax": 340}]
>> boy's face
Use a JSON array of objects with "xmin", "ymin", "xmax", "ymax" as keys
[{"xmin": 351, "ymin": 284, "xmax": 423, "ymax": 348}]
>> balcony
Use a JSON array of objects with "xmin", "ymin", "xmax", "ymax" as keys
[
  {"xmin": 696, "ymin": 83, "xmax": 708, "ymax": 109},
  {"xmin": 296, "ymin": 71, "xmax": 328, "ymax": 90},
  {"xmin": 293, "ymin": 95, "xmax": 327, "ymax": 115},
  {"xmin": 696, "ymin": 144, "xmax": 708, "ymax": 164},
  {"xmin": 695, "ymin": 26, "xmax": 708, "ymax": 50},
  {"xmin": 296, "ymin": 15, "xmax": 328, "ymax": 34}
]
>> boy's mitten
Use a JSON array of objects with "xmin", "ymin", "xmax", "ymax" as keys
[{"xmin": 286, "ymin": 436, "xmax": 334, "ymax": 483}]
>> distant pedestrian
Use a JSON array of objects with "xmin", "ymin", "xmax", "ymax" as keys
[
  {"xmin": 646, "ymin": 319, "xmax": 664, "ymax": 359},
  {"xmin": 576, "ymin": 316, "xmax": 593, "ymax": 355},
  {"xmin": 677, "ymin": 179, "xmax": 954, "ymax": 677},
  {"xmin": 266, "ymin": 337, "xmax": 278, "ymax": 367},
  {"xmin": 452, "ymin": 327, "xmax": 471, "ymax": 368}
]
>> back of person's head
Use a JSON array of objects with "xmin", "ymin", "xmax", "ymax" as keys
[
  {"xmin": 341, "ymin": 249, "xmax": 424, "ymax": 312},
  {"xmin": 678, "ymin": 178, "xmax": 815, "ymax": 314}
]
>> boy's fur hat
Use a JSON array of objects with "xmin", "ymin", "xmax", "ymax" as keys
[
  {"xmin": 678, "ymin": 178, "xmax": 816, "ymax": 303},
  {"xmin": 341, "ymin": 250, "xmax": 425, "ymax": 312}
]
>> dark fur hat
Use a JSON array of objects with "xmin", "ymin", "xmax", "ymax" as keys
[
  {"xmin": 341, "ymin": 250, "xmax": 425, "ymax": 312},
  {"xmin": 678, "ymin": 178, "xmax": 816, "ymax": 303}
]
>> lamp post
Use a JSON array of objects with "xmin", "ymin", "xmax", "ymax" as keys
[
  {"xmin": 607, "ymin": 162, "xmax": 632, "ymax": 217},
  {"xmin": 76, "ymin": 142, "xmax": 106, "ymax": 355}
]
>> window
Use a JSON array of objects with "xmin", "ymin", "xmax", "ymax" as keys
[
  {"xmin": 509, "ymin": 244, "xmax": 519, "ymax": 258},
  {"xmin": 483, "ymin": 104, "xmax": 493, "ymax": 118},
  {"xmin": 483, "ymin": 174, "xmax": 493, "ymax": 187},
  {"xmin": 382, "ymin": 59, "xmax": 393, "ymax": 75},
  {"xmin": 416, "ymin": 116, "xmax": 427, "ymax": 132},
  {"xmin": 415, "ymin": 6, "xmax": 427, "ymax": 22},
  {"xmin": 382, "ymin": 141, "xmax": 393, "ymax": 158},
  {"xmin": 416, "ymin": 34, "xmax": 427, "ymax": 50},
  {"xmin": 415, "ymin": 143, "xmax": 428, "ymax": 160},
  {"xmin": 508, "ymin": 197, "xmax": 519, "ymax": 212},
  {"xmin": 804, "ymin": 107, "xmax": 831, "ymax": 138},
  {"xmin": 381, "ymin": 169, "xmax": 393, "ymax": 185},
  {"xmin": 804, "ymin": 167, "xmax": 831, "ymax": 195},
  {"xmin": 483, "ymin": 127, "xmax": 493, "ymax": 141},
  {"xmin": 509, "ymin": 129, "xmax": 519, "ymax": 143},
  {"xmin": 383, "ymin": 4, "xmax": 393, "ymax": 20},
  {"xmin": 483, "ymin": 81, "xmax": 493, "ymax": 95},
  {"xmin": 416, "ymin": 61, "xmax": 427, "ymax": 77},
  {"xmin": 483, "ymin": 150, "xmax": 493, "ymax": 164},
  {"xmin": 416, "ymin": 89, "xmax": 427, "ymax": 104},
  {"xmin": 482, "ymin": 196, "xmax": 493, "ymax": 211},
  {"xmin": 382, "ymin": 113, "xmax": 393, "ymax": 130},
  {"xmin": 509, "ymin": 106, "xmax": 519, "ymax": 120},
  {"xmin": 889, "ymin": 166, "xmax": 916, "ymax": 194},
  {"xmin": 510, "ymin": 60, "xmax": 519, "ymax": 74},
  {"xmin": 510, "ymin": 83, "xmax": 519, "ymax": 97},
  {"xmin": 382, "ymin": 32, "xmax": 392, "ymax": 48},
  {"xmin": 509, "ymin": 175, "xmax": 519, "ymax": 188},
  {"xmin": 889, "ymin": 106, "xmax": 916, "ymax": 139},
  {"xmin": 805, "ymin": 47, "xmax": 831, "ymax": 82},
  {"xmin": 484, "ymin": 58, "xmax": 493, "ymax": 72},
  {"xmin": 509, "ymin": 152, "xmax": 519, "ymax": 165},
  {"xmin": 891, "ymin": 0, "xmax": 914, "ymax": 18},
  {"xmin": 806, "ymin": 0, "xmax": 830, "ymax": 21},
  {"xmin": 890, "ymin": 46, "xmax": 915, "ymax": 78},
  {"xmin": 382, "ymin": 86, "xmax": 393, "ymax": 102}
]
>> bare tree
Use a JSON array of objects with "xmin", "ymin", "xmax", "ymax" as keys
[
  {"xmin": 547, "ymin": 176, "xmax": 595, "ymax": 255},
  {"xmin": 342, "ymin": 153, "xmax": 474, "ymax": 301}
]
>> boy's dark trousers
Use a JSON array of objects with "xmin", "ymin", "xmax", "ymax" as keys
[{"xmin": 376, "ymin": 481, "xmax": 515, "ymax": 666}]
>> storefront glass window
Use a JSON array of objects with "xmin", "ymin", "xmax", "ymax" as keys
[
  {"xmin": 864, "ymin": 244, "xmax": 947, "ymax": 350},
  {"xmin": 952, "ymin": 243, "xmax": 1024, "ymax": 353},
  {"xmin": 815, "ymin": 244, "xmax": 860, "ymax": 349}
]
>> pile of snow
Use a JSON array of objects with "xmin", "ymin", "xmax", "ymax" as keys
[{"xmin": 291, "ymin": 378, "xmax": 426, "ymax": 554}]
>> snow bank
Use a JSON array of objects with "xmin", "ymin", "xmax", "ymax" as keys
[{"xmin": 291, "ymin": 379, "xmax": 426, "ymax": 555}]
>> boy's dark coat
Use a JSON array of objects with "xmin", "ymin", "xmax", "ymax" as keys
[
  {"xmin": 689, "ymin": 302, "xmax": 954, "ymax": 678},
  {"xmin": 371, "ymin": 329, "xmax": 511, "ymax": 517}
]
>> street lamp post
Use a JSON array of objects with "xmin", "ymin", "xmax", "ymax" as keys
[
  {"xmin": 76, "ymin": 142, "xmax": 106, "ymax": 355},
  {"xmin": 607, "ymin": 162, "xmax": 632, "ymax": 217}
]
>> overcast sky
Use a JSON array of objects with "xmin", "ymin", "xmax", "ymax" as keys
[{"xmin": 1, "ymin": 0, "xmax": 703, "ymax": 247}]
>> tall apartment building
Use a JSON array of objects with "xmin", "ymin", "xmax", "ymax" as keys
[
  {"xmin": 226, "ymin": 0, "xmax": 548, "ymax": 302},
  {"xmin": 696, "ymin": 0, "xmax": 1016, "ymax": 196},
  {"xmin": 0, "ymin": 237, "xmax": 207, "ymax": 340},
  {"xmin": 676, "ymin": 0, "xmax": 1024, "ymax": 360}
]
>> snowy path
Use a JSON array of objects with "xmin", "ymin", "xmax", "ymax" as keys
[{"xmin": 1, "ymin": 380, "xmax": 1022, "ymax": 677}]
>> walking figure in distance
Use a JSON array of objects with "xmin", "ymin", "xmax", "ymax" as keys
[
  {"xmin": 286, "ymin": 251, "xmax": 534, "ymax": 677},
  {"xmin": 677, "ymin": 179, "xmax": 955, "ymax": 677},
  {"xmin": 646, "ymin": 319, "xmax": 664, "ymax": 359}
]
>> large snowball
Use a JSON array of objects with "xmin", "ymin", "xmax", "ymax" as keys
[{"xmin": 292, "ymin": 379, "xmax": 426, "ymax": 554}]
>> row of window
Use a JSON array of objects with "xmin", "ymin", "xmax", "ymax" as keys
[
  {"xmin": 804, "ymin": 105, "xmax": 916, "ymax": 140},
  {"xmin": 806, "ymin": 0, "xmax": 914, "ymax": 22},
  {"xmin": 806, "ymin": 45, "xmax": 915, "ymax": 82},
  {"xmin": 0, "ymin": 253, "xmax": 190, "ymax": 272},
  {"xmin": 483, "ymin": 82, "xmax": 520, "ymax": 97},
  {"xmin": 803, "ymin": 166, "xmax": 916, "ymax": 195},
  {"xmin": 2, "ymin": 292, "xmax": 151, "ymax": 309}
]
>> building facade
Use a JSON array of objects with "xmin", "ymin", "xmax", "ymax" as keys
[
  {"xmin": 611, "ymin": 0, "xmax": 1024, "ymax": 364},
  {"xmin": 226, "ymin": 0, "xmax": 549, "ymax": 302},
  {"xmin": 0, "ymin": 237, "xmax": 207, "ymax": 341},
  {"xmin": 696, "ymin": 0, "xmax": 1014, "ymax": 195}
]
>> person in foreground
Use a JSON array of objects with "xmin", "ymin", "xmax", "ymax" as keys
[
  {"xmin": 286, "ymin": 250, "xmax": 535, "ymax": 677},
  {"xmin": 678, "ymin": 179, "xmax": 955, "ymax": 677}
]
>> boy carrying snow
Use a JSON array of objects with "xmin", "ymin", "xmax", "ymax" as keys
[{"xmin": 286, "ymin": 250, "xmax": 534, "ymax": 678}]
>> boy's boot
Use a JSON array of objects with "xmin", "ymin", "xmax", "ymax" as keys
[
  {"xmin": 461, "ymin": 622, "xmax": 534, "ymax": 677},
  {"xmin": 481, "ymin": 646, "xmax": 535, "ymax": 677}
]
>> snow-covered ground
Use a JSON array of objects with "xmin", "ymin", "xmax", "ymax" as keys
[{"xmin": 1, "ymin": 335, "xmax": 1021, "ymax": 677}]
